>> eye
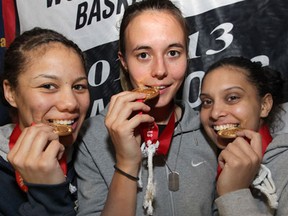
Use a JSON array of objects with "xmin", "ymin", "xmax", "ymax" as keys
[
  {"xmin": 40, "ymin": 83, "xmax": 57, "ymax": 90},
  {"xmin": 227, "ymin": 95, "xmax": 240, "ymax": 103},
  {"xmin": 137, "ymin": 52, "xmax": 149, "ymax": 60},
  {"xmin": 168, "ymin": 50, "xmax": 180, "ymax": 57},
  {"xmin": 200, "ymin": 97, "xmax": 213, "ymax": 108},
  {"xmin": 73, "ymin": 84, "xmax": 88, "ymax": 91}
]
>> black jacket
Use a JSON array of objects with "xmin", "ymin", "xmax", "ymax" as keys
[{"xmin": 0, "ymin": 157, "xmax": 77, "ymax": 216}]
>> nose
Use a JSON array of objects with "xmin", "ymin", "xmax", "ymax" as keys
[
  {"xmin": 210, "ymin": 101, "xmax": 228, "ymax": 120},
  {"xmin": 57, "ymin": 88, "xmax": 79, "ymax": 112},
  {"xmin": 151, "ymin": 56, "xmax": 168, "ymax": 79}
]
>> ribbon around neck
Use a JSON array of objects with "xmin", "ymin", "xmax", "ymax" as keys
[{"xmin": 140, "ymin": 110, "xmax": 175, "ymax": 155}]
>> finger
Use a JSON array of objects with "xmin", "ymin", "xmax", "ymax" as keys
[
  {"xmin": 107, "ymin": 91, "xmax": 131, "ymax": 116},
  {"xmin": 10, "ymin": 125, "xmax": 58, "ymax": 164},
  {"xmin": 43, "ymin": 141, "xmax": 66, "ymax": 161},
  {"xmin": 8, "ymin": 128, "xmax": 29, "ymax": 158},
  {"xmin": 218, "ymin": 140, "xmax": 261, "ymax": 182},
  {"xmin": 27, "ymin": 130, "xmax": 59, "ymax": 159},
  {"xmin": 236, "ymin": 129, "xmax": 262, "ymax": 159},
  {"xmin": 107, "ymin": 91, "xmax": 146, "ymax": 116},
  {"xmin": 106, "ymin": 95, "xmax": 151, "ymax": 128},
  {"xmin": 8, "ymin": 124, "xmax": 55, "ymax": 163}
]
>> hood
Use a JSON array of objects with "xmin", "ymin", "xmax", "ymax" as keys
[
  {"xmin": 0, "ymin": 124, "xmax": 14, "ymax": 161},
  {"xmin": 263, "ymin": 133, "xmax": 288, "ymax": 163}
]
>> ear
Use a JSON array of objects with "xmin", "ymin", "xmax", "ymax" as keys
[
  {"xmin": 260, "ymin": 93, "xmax": 273, "ymax": 118},
  {"xmin": 118, "ymin": 51, "xmax": 128, "ymax": 71},
  {"xmin": 3, "ymin": 80, "xmax": 18, "ymax": 108}
]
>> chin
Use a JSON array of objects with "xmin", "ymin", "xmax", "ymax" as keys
[
  {"xmin": 216, "ymin": 138, "xmax": 232, "ymax": 150},
  {"xmin": 59, "ymin": 135, "xmax": 75, "ymax": 147}
]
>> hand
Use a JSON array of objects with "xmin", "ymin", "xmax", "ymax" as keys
[
  {"xmin": 217, "ymin": 129, "xmax": 262, "ymax": 196},
  {"xmin": 105, "ymin": 91, "xmax": 154, "ymax": 170},
  {"xmin": 7, "ymin": 123, "xmax": 66, "ymax": 185}
]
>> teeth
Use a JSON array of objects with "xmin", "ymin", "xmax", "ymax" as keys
[
  {"xmin": 214, "ymin": 124, "xmax": 238, "ymax": 131},
  {"xmin": 153, "ymin": 86, "xmax": 165, "ymax": 90},
  {"xmin": 52, "ymin": 119, "xmax": 74, "ymax": 125}
]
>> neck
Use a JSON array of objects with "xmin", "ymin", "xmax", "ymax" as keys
[{"xmin": 148, "ymin": 102, "xmax": 181, "ymax": 125}]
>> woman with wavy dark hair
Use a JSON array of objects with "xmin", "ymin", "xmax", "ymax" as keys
[{"xmin": 0, "ymin": 27, "xmax": 90, "ymax": 215}]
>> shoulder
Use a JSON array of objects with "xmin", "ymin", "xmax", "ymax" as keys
[
  {"xmin": 265, "ymin": 133, "xmax": 288, "ymax": 153},
  {"xmin": 176, "ymin": 100, "xmax": 201, "ymax": 131},
  {"xmin": 80, "ymin": 107, "xmax": 107, "ymax": 135},
  {"xmin": 76, "ymin": 107, "xmax": 110, "ymax": 150},
  {"xmin": 264, "ymin": 133, "xmax": 288, "ymax": 163},
  {"xmin": 0, "ymin": 123, "xmax": 15, "ymax": 139},
  {"xmin": 0, "ymin": 124, "xmax": 15, "ymax": 160}
]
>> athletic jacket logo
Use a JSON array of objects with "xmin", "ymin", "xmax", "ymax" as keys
[{"xmin": 191, "ymin": 160, "xmax": 206, "ymax": 167}]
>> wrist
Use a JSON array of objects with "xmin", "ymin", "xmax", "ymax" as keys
[{"xmin": 114, "ymin": 164, "xmax": 139, "ymax": 181}]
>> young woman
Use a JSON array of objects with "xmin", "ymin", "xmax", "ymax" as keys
[
  {"xmin": 0, "ymin": 27, "xmax": 90, "ymax": 215},
  {"xmin": 200, "ymin": 56, "xmax": 287, "ymax": 215},
  {"xmin": 74, "ymin": 0, "xmax": 218, "ymax": 215}
]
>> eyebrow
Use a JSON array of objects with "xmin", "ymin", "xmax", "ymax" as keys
[
  {"xmin": 133, "ymin": 43, "xmax": 185, "ymax": 52},
  {"xmin": 168, "ymin": 43, "xmax": 185, "ymax": 49},
  {"xmin": 33, "ymin": 74, "xmax": 87, "ymax": 82},
  {"xmin": 200, "ymin": 86, "xmax": 246, "ymax": 97},
  {"xmin": 133, "ymin": 45, "xmax": 151, "ymax": 52},
  {"xmin": 33, "ymin": 74, "xmax": 58, "ymax": 80}
]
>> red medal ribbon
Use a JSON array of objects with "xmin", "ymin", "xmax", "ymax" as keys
[
  {"xmin": 259, "ymin": 124, "xmax": 272, "ymax": 155},
  {"xmin": 140, "ymin": 110, "xmax": 175, "ymax": 155},
  {"xmin": 8, "ymin": 124, "xmax": 67, "ymax": 192},
  {"xmin": 216, "ymin": 124, "xmax": 273, "ymax": 179}
]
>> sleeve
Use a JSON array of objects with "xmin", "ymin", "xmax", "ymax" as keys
[
  {"xmin": 19, "ymin": 181, "xmax": 76, "ymax": 216},
  {"xmin": 74, "ymin": 139, "xmax": 108, "ymax": 216},
  {"xmin": 275, "ymin": 182, "xmax": 288, "ymax": 215},
  {"xmin": 215, "ymin": 189, "xmax": 273, "ymax": 216}
]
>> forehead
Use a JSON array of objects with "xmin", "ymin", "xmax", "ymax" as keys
[
  {"xmin": 19, "ymin": 43, "xmax": 83, "ymax": 78},
  {"xmin": 26, "ymin": 42, "xmax": 69, "ymax": 60},
  {"xmin": 125, "ymin": 10, "xmax": 185, "ymax": 43},
  {"xmin": 202, "ymin": 65, "xmax": 254, "ymax": 92},
  {"xmin": 205, "ymin": 66, "xmax": 249, "ymax": 83}
]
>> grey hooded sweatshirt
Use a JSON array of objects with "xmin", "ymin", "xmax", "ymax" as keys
[
  {"xmin": 74, "ymin": 101, "xmax": 218, "ymax": 216},
  {"xmin": 215, "ymin": 133, "xmax": 288, "ymax": 216}
]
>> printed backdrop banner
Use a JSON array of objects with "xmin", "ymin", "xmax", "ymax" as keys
[
  {"xmin": 0, "ymin": 0, "xmax": 17, "ymax": 125},
  {"xmin": 1, "ymin": 0, "xmax": 288, "ymax": 126}
]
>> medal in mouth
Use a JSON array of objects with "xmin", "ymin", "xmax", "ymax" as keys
[
  {"xmin": 217, "ymin": 127, "xmax": 243, "ymax": 139},
  {"xmin": 49, "ymin": 120, "xmax": 74, "ymax": 136},
  {"xmin": 133, "ymin": 87, "xmax": 160, "ymax": 101}
]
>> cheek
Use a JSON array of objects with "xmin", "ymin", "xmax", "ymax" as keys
[
  {"xmin": 200, "ymin": 111, "xmax": 206, "ymax": 125},
  {"xmin": 200, "ymin": 111, "xmax": 213, "ymax": 134},
  {"xmin": 17, "ymin": 101, "xmax": 48, "ymax": 127},
  {"xmin": 200, "ymin": 107, "xmax": 211, "ymax": 124},
  {"xmin": 170, "ymin": 61, "xmax": 186, "ymax": 80},
  {"xmin": 79, "ymin": 95, "xmax": 90, "ymax": 113},
  {"xmin": 129, "ymin": 70, "xmax": 149, "ymax": 86},
  {"xmin": 233, "ymin": 106, "xmax": 260, "ymax": 130},
  {"xmin": 27, "ymin": 93, "xmax": 54, "ymax": 111}
]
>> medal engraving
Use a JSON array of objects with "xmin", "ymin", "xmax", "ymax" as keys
[{"xmin": 168, "ymin": 171, "xmax": 179, "ymax": 191}]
